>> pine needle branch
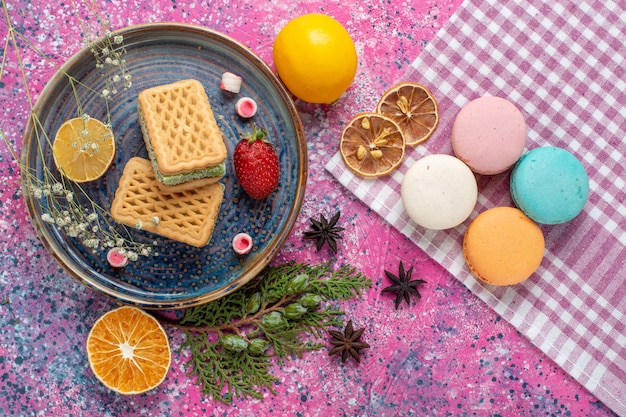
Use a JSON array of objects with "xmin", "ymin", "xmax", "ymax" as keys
[{"xmin": 173, "ymin": 261, "xmax": 371, "ymax": 404}]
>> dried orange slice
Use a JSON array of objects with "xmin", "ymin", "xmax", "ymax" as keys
[
  {"xmin": 52, "ymin": 116, "xmax": 115, "ymax": 182},
  {"xmin": 86, "ymin": 306, "xmax": 171, "ymax": 395},
  {"xmin": 340, "ymin": 112, "xmax": 405, "ymax": 177},
  {"xmin": 376, "ymin": 82, "xmax": 439, "ymax": 146}
]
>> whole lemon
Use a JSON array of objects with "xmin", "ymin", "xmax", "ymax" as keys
[{"xmin": 273, "ymin": 14, "xmax": 358, "ymax": 104}]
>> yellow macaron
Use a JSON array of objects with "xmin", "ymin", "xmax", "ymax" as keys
[{"xmin": 463, "ymin": 207, "xmax": 545, "ymax": 286}]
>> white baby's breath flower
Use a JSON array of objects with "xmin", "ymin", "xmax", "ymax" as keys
[
  {"xmin": 41, "ymin": 213, "xmax": 55, "ymax": 223},
  {"xmin": 84, "ymin": 238, "xmax": 100, "ymax": 249},
  {"xmin": 135, "ymin": 221, "xmax": 142, "ymax": 229},
  {"xmin": 12, "ymin": 18, "xmax": 154, "ymax": 260}
]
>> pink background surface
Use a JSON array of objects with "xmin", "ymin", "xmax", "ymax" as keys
[{"xmin": 0, "ymin": 0, "xmax": 618, "ymax": 416}]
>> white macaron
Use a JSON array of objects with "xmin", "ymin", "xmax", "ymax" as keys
[{"xmin": 401, "ymin": 154, "xmax": 478, "ymax": 230}]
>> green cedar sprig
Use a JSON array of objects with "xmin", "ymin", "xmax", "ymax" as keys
[{"xmin": 176, "ymin": 261, "xmax": 371, "ymax": 404}]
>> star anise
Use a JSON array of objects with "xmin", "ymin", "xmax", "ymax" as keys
[
  {"xmin": 302, "ymin": 211, "xmax": 345, "ymax": 254},
  {"xmin": 381, "ymin": 261, "xmax": 426, "ymax": 309},
  {"xmin": 328, "ymin": 320, "xmax": 370, "ymax": 363}
]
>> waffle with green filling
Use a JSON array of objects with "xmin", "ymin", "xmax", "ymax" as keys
[{"xmin": 137, "ymin": 79, "xmax": 227, "ymax": 191}]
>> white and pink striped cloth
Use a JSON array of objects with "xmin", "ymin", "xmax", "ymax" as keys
[{"xmin": 326, "ymin": 1, "xmax": 626, "ymax": 415}]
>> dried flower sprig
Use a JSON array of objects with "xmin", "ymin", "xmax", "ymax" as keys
[
  {"xmin": 92, "ymin": 33, "xmax": 133, "ymax": 91},
  {"xmin": 28, "ymin": 174, "xmax": 155, "ymax": 259},
  {"xmin": 77, "ymin": 0, "xmax": 133, "ymax": 125},
  {"xmin": 0, "ymin": 0, "xmax": 152, "ymax": 260}
]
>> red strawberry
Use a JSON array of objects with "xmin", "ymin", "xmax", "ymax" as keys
[{"xmin": 233, "ymin": 126, "xmax": 280, "ymax": 199}]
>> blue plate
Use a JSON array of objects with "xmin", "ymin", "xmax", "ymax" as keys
[{"xmin": 21, "ymin": 23, "xmax": 307, "ymax": 309}]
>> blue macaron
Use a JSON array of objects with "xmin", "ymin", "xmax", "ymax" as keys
[{"xmin": 510, "ymin": 146, "xmax": 589, "ymax": 224}]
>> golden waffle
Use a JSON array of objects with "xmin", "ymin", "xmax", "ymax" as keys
[
  {"xmin": 110, "ymin": 157, "xmax": 224, "ymax": 247},
  {"xmin": 137, "ymin": 79, "xmax": 227, "ymax": 176}
]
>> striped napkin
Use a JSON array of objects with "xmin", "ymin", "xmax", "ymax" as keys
[{"xmin": 326, "ymin": 1, "xmax": 626, "ymax": 415}]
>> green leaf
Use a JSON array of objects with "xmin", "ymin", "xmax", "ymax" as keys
[
  {"xmin": 180, "ymin": 332, "xmax": 277, "ymax": 404},
  {"xmin": 177, "ymin": 261, "xmax": 371, "ymax": 404}
]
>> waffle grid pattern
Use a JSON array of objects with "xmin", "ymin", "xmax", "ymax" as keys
[
  {"xmin": 110, "ymin": 157, "xmax": 223, "ymax": 247},
  {"xmin": 138, "ymin": 79, "xmax": 227, "ymax": 175}
]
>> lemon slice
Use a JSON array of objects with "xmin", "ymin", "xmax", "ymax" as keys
[
  {"xmin": 376, "ymin": 82, "xmax": 439, "ymax": 146},
  {"xmin": 340, "ymin": 112, "xmax": 405, "ymax": 177},
  {"xmin": 52, "ymin": 117, "xmax": 115, "ymax": 182}
]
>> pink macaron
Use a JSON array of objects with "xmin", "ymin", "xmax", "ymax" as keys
[{"xmin": 451, "ymin": 96, "xmax": 526, "ymax": 175}]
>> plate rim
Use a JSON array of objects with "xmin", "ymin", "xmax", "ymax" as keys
[{"xmin": 20, "ymin": 22, "xmax": 308, "ymax": 309}]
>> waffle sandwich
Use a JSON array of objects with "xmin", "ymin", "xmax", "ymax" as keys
[
  {"xmin": 110, "ymin": 157, "xmax": 224, "ymax": 247},
  {"xmin": 137, "ymin": 79, "xmax": 227, "ymax": 191}
]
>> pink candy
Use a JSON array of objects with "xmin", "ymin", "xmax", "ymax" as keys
[
  {"xmin": 232, "ymin": 233, "xmax": 253, "ymax": 255},
  {"xmin": 235, "ymin": 97, "xmax": 257, "ymax": 118},
  {"xmin": 219, "ymin": 71, "xmax": 242, "ymax": 93},
  {"xmin": 107, "ymin": 247, "xmax": 129, "ymax": 268}
]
